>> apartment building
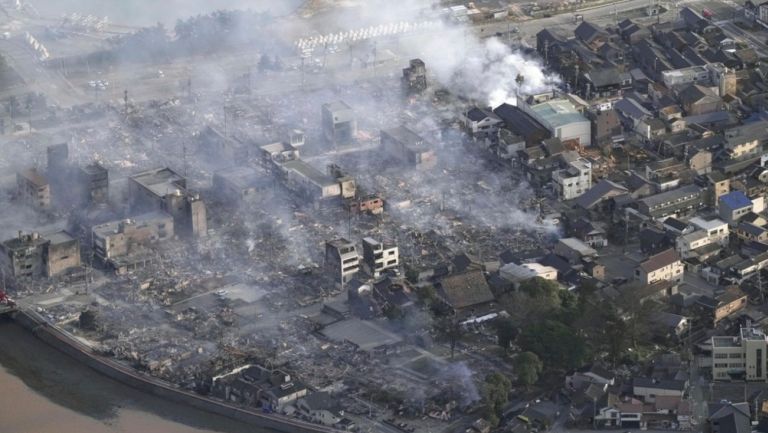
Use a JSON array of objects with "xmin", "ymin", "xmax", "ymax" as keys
[
  {"xmin": 712, "ymin": 327, "xmax": 768, "ymax": 381},
  {"xmin": 361, "ymin": 237, "xmax": 399, "ymax": 278},
  {"xmin": 325, "ymin": 238, "xmax": 360, "ymax": 286},
  {"xmin": 552, "ymin": 158, "xmax": 593, "ymax": 200}
]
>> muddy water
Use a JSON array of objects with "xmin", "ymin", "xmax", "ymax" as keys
[{"xmin": 0, "ymin": 322, "xmax": 272, "ymax": 433}]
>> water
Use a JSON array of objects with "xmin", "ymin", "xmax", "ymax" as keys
[
  {"xmin": 0, "ymin": 322, "xmax": 273, "ymax": 433},
  {"xmin": 28, "ymin": 0, "xmax": 305, "ymax": 26}
]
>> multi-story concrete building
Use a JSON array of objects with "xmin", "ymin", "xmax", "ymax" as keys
[
  {"xmin": 92, "ymin": 212, "xmax": 174, "ymax": 261},
  {"xmin": 361, "ymin": 237, "xmax": 399, "ymax": 278},
  {"xmin": 213, "ymin": 166, "xmax": 267, "ymax": 204},
  {"xmin": 712, "ymin": 327, "xmax": 768, "ymax": 381},
  {"xmin": 676, "ymin": 218, "xmax": 728, "ymax": 259},
  {"xmin": 129, "ymin": 167, "xmax": 207, "ymax": 238},
  {"xmin": 402, "ymin": 58, "xmax": 427, "ymax": 95},
  {"xmin": 380, "ymin": 126, "xmax": 437, "ymax": 169},
  {"xmin": 17, "ymin": 168, "xmax": 51, "ymax": 210},
  {"xmin": 79, "ymin": 163, "xmax": 109, "ymax": 204},
  {"xmin": 44, "ymin": 231, "xmax": 82, "ymax": 277},
  {"xmin": 689, "ymin": 217, "xmax": 729, "ymax": 243},
  {"xmin": 322, "ymin": 101, "xmax": 357, "ymax": 148},
  {"xmin": 636, "ymin": 248, "xmax": 684, "ymax": 285},
  {"xmin": 325, "ymin": 238, "xmax": 359, "ymax": 287},
  {"xmin": 0, "ymin": 231, "xmax": 81, "ymax": 279},
  {"xmin": 552, "ymin": 158, "xmax": 592, "ymax": 200}
]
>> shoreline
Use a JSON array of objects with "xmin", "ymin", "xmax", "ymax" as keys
[{"xmin": 9, "ymin": 308, "xmax": 345, "ymax": 433}]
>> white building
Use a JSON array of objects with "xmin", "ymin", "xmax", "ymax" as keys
[
  {"xmin": 500, "ymin": 262, "xmax": 558, "ymax": 284},
  {"xmin": 325, "ymin": 238, "xmax": 359, "ymax": 286},
  {"xmin": 553, "ymin": 158, "xmax": 592, "ymax": 200},
  {"xmin": 675, "ymin": 219, "xmax": 728, "ymax": 259},
  {"xmin": 636, "ymin": 248, "xmax": 684, "ymax": 285},
  {"xmin": 520, "ymin": 98, "xmax": 592, "ymax": 146},
  {"xmin": 361, "ymin": 237, "xmax": 399, "ymax": 278},
  {"xmin": 712, "ymin": 327, "xmax": 768, "ymax": 381}
]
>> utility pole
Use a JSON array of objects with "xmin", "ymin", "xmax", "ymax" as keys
[
  {"xmin": 300, "ymin": 56, "xmax": 305, "ymax": 90},
  {"xmin": 123, "ymin": 90, "xmax": 128, "ymax": 117}
]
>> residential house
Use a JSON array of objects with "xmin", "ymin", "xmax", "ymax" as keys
[
  {"xmin": 632, "ymin": 377, "xmax": 687, "ymax": 403},
  {"xmin": 635, "ymin": 248, "xmax": 684, "ymax": 285},
  {"xmin": 437, "ymin": 270, "xmax": 495, "ymax": 316},
  {"xmin": 552, "ymin": 157, "xmax": 593, "ymax": 200},
  {"xmin": 461, "ymin": 107, "xmax": 503, "ymax": 140},
  {"xmin": 637, "ymin": 184, "xmax": 703, "ymax": 219},
  {"xmin": 570, "ymin": 218, "xmax": 609, "ymax": 248},
  {"xmin": 719, "ymin": 191, "xmax": 753, "ymax": 225},
  {"xmin": 696, "ymin": 287, "xmax": 748, "ymax": 325},
  {"xmin": 677, "ymin": 84, "xmax": 723, "ymax": 115},
  {"xmin": 706, "ymin": 401, "xmax": 751, "ymax": 433},
  {"xmin": 554, "ymin": 237, "xmax": 598, "ymax": 263}
]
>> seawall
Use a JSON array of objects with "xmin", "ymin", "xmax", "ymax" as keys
[{"xmin": 12, "ymin": 309, "xmax": 343, "ymax": 433}]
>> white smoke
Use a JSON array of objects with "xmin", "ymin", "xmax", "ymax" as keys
[{"xmin": 416, "ymin": 25, "xmax": 560, "ymax": 108}]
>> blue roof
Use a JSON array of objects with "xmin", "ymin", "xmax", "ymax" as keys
[{"xmin": 720, "ymin": 191, "xmax": 752, "ymax": 210}]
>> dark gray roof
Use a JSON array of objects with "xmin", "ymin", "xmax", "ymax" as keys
[
  {"xmin": 585, "ymin": 67, "xmax": 622, "ymax": 88},
  {"xmin": 575, "ymin": 21, "xmax": 606, "ymax": 43},
  {"xmin": 615, "ymin": 97, "xmax": 652, "ymax": 120},
  {"xmin": 493, "ymin": 103, "xmax": 550, "ymax": 140},
  {"xmin": 574, "ymin": 179, "xmax": 629, "ymax": 209},
  {"xmin": 438, "ymin": 270, "xmax": 495, "ymax": 310},
  {"xmin": 466, "ymin": 107, "xmax": 499, "ymax": 122}
]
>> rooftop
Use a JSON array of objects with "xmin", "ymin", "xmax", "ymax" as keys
[
  {"xmin": 18, "ymin": 168, "xmax": 48, "ymax": 187},
  {"xmin": 720, "ymin": 191, "xmax": 752, "ymax": 210},
  {"xmin": 281, "ymin": 159, "xmax": 337, "ymax": 188},
  {"xmin": 130, "ymin": 167, "xmax": 186, "ymax": 198},
  {"xmin": 527, "ymin": 99, "xmax": 588, "ymax": 130},
  {"xmin": 639, "ymin": 248, "xmax": 680, "ymax": 273},
  {"xmin": 320, "ymin": 318, "xmax": 403, "ymax": 351}
]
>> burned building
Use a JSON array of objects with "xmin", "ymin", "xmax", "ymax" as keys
[
  {"xmin": 327, "ymin": 164, "xmax": 356, "ymax": 200},
  {"xmin": 17, "ymin": 168, "xmax": 51, "ymax": 210},
  {"xmin": 362, "ymin": 237, "xmax": 399, "ymax": 278},
  {"xmin": 46, "ymin": 143, "xmax": 69, "ymax": 177},
  {"xmin": 380, "ymin": 126, "xmax": 436, "ymax": 169},
  {"xmin": 0, "ymin": 231, "xmax": 81, "ymax": 279},
  {"xmin": 80, "ymin": 163, "xmax": 109, "ymax": 205},
  {"xmin": 128, "ymin": 167, "xmax": 207, "ymax": 238},
  {"xmin": 45, "ymin": 231, "xmax": 82, "ymax": 277},
  {"xmin": 402, "ymin": 58, "xmax": 427, "ymax": 95},
  {"xmin": 213, "ymin": 166, "xmax": 267, "ymax": 204},
  {"xmin": 325, "ymin": 238, "xmax": 359, "ymax": 286},
  {"xmin": 322, "ymin": 101, "xmax": 357, "ymax": 148},
  {"xmin": 346, "ymin": 194, "xmax": 385, "ymax": 215},
  {"xmin": 92, "ymin": 211, "xmax": 174, "ymax": 261}
]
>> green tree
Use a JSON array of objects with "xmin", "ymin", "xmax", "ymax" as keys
[
  {"xmin": 518, "ymin": 319, "xmax": 589, "ymax": 371},
  {"xmin": 518, "ymin": 277, "xmax": 560, "ymax": 303},
  {"xmin": 514, "ymin": 351, "xmax": 543, "ymax": 388},
  {"xmin": 495, "ymin": 316, "xmax": 518, "ymax": 353},
  {"xmin": 482, "ymin": 372, "xmax": 511, "ymax": 426},
  {"xmin": 602, "ymin": 310, "xmax": 629, "ymax": 366}
]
